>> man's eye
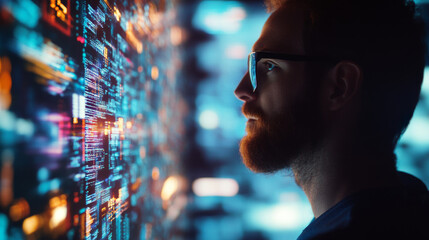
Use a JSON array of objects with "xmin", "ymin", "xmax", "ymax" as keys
[{"xmin": 264, "ymin": 62, "xmax": 276, "ymax": 71}]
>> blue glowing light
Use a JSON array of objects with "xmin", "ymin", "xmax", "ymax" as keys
[{"xmin": 193, "ymin": 1, "xmax": 247, "ymax": 34}]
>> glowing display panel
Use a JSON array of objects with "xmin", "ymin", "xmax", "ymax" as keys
[{"xmin": 0, "ymin": 0, "xmax": 186, "ymax": 239}]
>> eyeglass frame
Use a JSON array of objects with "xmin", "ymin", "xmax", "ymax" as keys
[{"xmin": 248, "ymin": 51, "xmax": 340, "ymax": 92}]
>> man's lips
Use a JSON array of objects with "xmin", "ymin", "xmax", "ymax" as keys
[
  {"xmin": 245, "ymin": 115, "xmax": 259, "ymax": 132},
  {"xmin": 245, "ymin": 115, "xmax": 259, "ymax": 121}
]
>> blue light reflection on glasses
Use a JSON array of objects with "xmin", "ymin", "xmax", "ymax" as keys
[{"xmin": 249, "ymin": 52, "xmax": 257, "ymax": 91}]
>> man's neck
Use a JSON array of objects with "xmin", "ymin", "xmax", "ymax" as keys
[{"xmin": 292, "ymin": 150, "xmax": 401, "ymax": 218}]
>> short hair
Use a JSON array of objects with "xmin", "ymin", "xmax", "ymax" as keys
[{"xmin": 266, "ymin": 0, "xmax": 426, "ymax": 153}]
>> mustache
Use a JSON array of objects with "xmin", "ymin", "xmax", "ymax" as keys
[{"xmin": 242, "ymin": 103, "xmax": 264, "ymax": 120}]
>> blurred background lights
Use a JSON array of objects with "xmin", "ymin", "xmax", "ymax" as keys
[
  {"xmin": 193, "ymin": 1, "xmax": 246, "ymax": 34},
  {"xmin": 139, "ymin": 146, "xmax": 146, "ymax": 159},
  {"xmin": 399, "ymin": 66, "xmax": 429, "ymax": 147},
  {"xmin": 0, "ymin": 214, "xmax": 7, "ymax": 237},
  {"xmin": 151, "ymin": 66, "xmax": 159, "ymax": 80},
  {"xmin": 0, "ymin": 57, "xmax": 12, "ymax": 110},
  {"xmin": 170, "ymin": 26, "xmax": 185, "ymax": 46},
  {"xmin": 152, "ymin": 167, "xmax": 160, "ymax": 180},
  {"xmin": 4, "ymin": 0, "xmax": 40, "ymax": 28},
  {"xmin": 246, "ymin": 202, "xmax": 313, "ymax": 231},
  {"xmin": 22, "ymin": 215, "xmax": 42, "ymax": 235},
  {"xmin": 48, "ymin": 195, "xmax": 67, "ymax": 229},
  {"xmin": 49, "ymin": 205, "xmax": 67, "ymax": 229},
  {"xmin": 161, "ymin": 176, "xmax": 179, "ymax": 201},
  {"xmin": 50, "ymin": 178, "xmax": 60, "ymax": 191},
  {"xmin": 9, "ymin": 199, "xmax": 30, "ymax": 222},
  {"xmin": 401, "ymin": 117, "xmax": 429, "ymax": 144},
  {"xmin": 15, "ymin": 118, "xmax": 35, "ymax": 136},
  {"xmin": 198, "ymin": 110, "xmax": 219, "ymax": 130},
  {"xmin": 192, "ymin": 178, "xmax": 239, "ymax": 197},
  {"xmin": 113, "ymin": 6, "xmax": 121, "ymax": 22},
  {"xmin": 225, "ymin": 44, "xmax": 247, "ymax": 59},
  {"xmin": 422, "ymin": 66, "xmax": 429, "ymax": 93}
]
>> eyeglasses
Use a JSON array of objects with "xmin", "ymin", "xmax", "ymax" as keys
[{"xmin": 248, "ymin": 51, "xmax": 339, "ymax": 92}]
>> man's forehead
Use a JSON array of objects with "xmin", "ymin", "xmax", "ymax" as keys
[
  {"xmin": 252, "ymin": 38, "xmax": 284, "ymax": 52},
  {"xmin": 252, "ymin": 4, "xmax": 305, "ymax": 54},
  {"xmin": 252, "ymin": 40, "xmax": 271, "ymax": 52}
]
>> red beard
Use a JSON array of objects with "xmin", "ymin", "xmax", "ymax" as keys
[{"xmin": 239, "ymin": 97, "xmax": 323, "ymax": 173}]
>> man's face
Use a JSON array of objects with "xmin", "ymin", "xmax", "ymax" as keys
[{"xmin": 234, "ymin": 5, "xmax": 324, "ymax": 173}]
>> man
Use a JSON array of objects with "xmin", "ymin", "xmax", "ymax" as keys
[{"xmin": 234, "ymin": 0, "xmax": 429, "ymax": 239}]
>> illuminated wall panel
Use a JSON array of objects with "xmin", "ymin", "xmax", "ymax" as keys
[{"xmin": 0, "ymin": 0, "xmax": 187, "ymax": 239}]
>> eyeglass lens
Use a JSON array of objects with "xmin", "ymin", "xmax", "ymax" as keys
[{"xmin": 249, "ymin": 53, "xmax": 257, "ymax": 92}]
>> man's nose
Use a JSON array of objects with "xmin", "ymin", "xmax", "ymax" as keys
[{"xmin": 234, "ymin": 72, "xmax": 256, "ymax": 102}]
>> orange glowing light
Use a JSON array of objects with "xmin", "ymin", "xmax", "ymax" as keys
[
  {"xmin": 0, "ymin": 151, "xmax": 13, "ymax": 207},
  {"xmin": 104, "ymin": 47, "xmax": 108, "ymax": 66},
  {"xmin": 1, "ymin": 57, "xmax": 11, "ymax": 72},
  {"xmin": 0, "ymin": 57, "xmax": 12, "ymax": 110},
  {"xmin": 148, "ymin": 2, "xmax": 161, "ymax": 25},
  {"xmin": 118, "ymin": 118, "xmax": 124, "ymax": 130},
  {"xmin": 73, "ymin": 117, "xmax": 78, "ymax": 124},
  {"xmin": 73, "ymin": 214, "xmax": 79, "ymax": 226},
  {"xmin": 23, "ymin": 215, "xmax": 41, "ymax": 235},
  {"xmin": 139, "ymin": 146, "xmax": 146, "ymax": 159},
  {"xmin": 25, "ymin": 59, "xmax": 73, "ymax": 83},
  {"xmin": 151, "ymin": 66, "xmax": 159, "ymax": 80},
  {"xmin": 126, "ymin": 22, "xmax": 143, "ymax": 53},
  {"xmin": 170, "ymin": 26, "xmax": 184, "ymax": 46},
  {"xmin": 0, "ymin": 83, "xmax": 12, "ymax": 109},
  {"xmin": 161, "ymin": 176, "xmax": 178, "ymax": 201},
  {"xmin": 85, "ymin": 208, "xmax": 94, "ymax": 238},
  {"xmin": 9, "ymin": 199, "xmax": 30, "ymax": 221},
  {"xmin": 50, "ymin": 196, "xmax": 61, "ymax": 208},
  {"xmin": 104, "ymin": 128, "xmax": 109, "ymax": 135},
  {"xmin": 126, "ymin": 121, "xmax": 132, "ymax": 129},
  {"xmin": 152, "ymin": 167, "xmax": 160, "ymax": 180},
  {"xmin": 49, "ymin": 194, "xmax": 67, "ymax": 207},
  {"xmin": 44, "ymin": 0, "xmax": 72, "ymax": 35},
  {"xmin": 52, "ymin": 0, "xmax": 67, "ymax": 21},
  {"xmin": 50, "ymin": 205, "xmax": 67, "ymax": 229},
  {"xmin": 80, "ymin": 213, "xmax": 85, "ymax": 238},
  {"xmin": 138, "ymin": 66, "xmax": 143, "ymax": 72},
  {"xmin": 131, "ymin": 177, "xmax": 142, "ymax": 192},
  {"xmin": 48, "ymin": 194, "xmax": 67, "ymax": 229},
  {"xmin": 114, "ymin": 6, "xmax": 121, "ymax": 22}
]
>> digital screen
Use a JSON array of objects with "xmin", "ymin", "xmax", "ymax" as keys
[{"xmin": 0, "ymin": 0, "xmax": 187, "ymax": 239}]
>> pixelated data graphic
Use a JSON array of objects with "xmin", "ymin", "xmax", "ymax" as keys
[{"xmin": 0, "ymin": 0, "xmax": 187, "ymax": 239}]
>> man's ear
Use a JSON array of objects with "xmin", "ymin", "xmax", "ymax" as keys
[{"xmin": 325, "ymin": 61, "xmax": 362, "ymax": 111}]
